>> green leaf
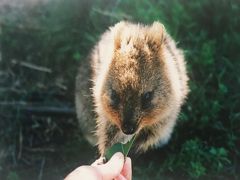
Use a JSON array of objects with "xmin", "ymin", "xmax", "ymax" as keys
[
  {"xmin": 105, "ymin": 143, "xmax": 123, "ymax": 161},
  {"xmin": 122, "ymin": 135, "xmax": 136, "ymax": 156},
  {"xmin": 105, "ymin": 135, "xmax": 136, "ymax": 161}
]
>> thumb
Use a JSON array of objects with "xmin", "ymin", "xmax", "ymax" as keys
[{"xmin": 95, "ymin": 152, "xmax": 124, "ymax": 180}]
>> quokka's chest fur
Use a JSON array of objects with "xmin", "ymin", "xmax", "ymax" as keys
[{"xmin": 75, "ymin": 21, "xmax": 189, "ymax": 156}]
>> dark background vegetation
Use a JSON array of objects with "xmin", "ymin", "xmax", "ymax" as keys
[{"xmin": 0, "ymin": 0, "xmax": 239, "ymax": 179}]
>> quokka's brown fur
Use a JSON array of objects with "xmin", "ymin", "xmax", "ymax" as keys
[{"xmin": 75, "ymin": 21, "xmax": 189, "ymax": 156}]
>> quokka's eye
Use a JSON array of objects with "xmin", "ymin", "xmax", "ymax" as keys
[
  {"xmin": 141, "ymin": 91, "xmax": 154, "ymax": 109},
  {"xmin": 110, "ymin": 89, "xmax": 120, "ymax": 108}
]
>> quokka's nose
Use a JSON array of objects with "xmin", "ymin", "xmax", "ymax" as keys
[{"xmin": 122, "ymin": 123, "xmax": 136, "ymax": 135}]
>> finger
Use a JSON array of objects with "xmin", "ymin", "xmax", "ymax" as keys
[
  {"xmin": 121, "ymin": 157, "xmax": 132, "ymax": 180},
  {"xmin": 95, "ymin": 152, "xmax": 124, "ymax": 180},
  {"xmin": 114, "ymin": 174, "xmax": 127, "ymax": 180},
  {"xmin": 64, "ymin": 166, "xmax": 99, "ymax": 180},
  {"xmin": 91, "ymin": 156, "xmax": 105, "ymax": 166}
]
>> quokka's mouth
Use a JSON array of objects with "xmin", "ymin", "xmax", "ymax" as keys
[{"xmin": 119, "ymin": 133, "xmax": 135, "ymax": 144}]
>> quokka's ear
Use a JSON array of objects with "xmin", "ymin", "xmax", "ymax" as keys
[
  {"xmin": 148, "ymin": 21, "xmax": 166, "ymax": 50},
  {"xmin": 111, "ymin": 21, "xmax": 128, "ymax": 50}
]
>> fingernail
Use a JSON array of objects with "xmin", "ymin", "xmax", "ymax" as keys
[{"xmin": 115, "ymin": 152, "xmax": 124, "ymax": 160}]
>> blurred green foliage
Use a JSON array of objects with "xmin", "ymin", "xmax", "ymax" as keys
[
  {"xmin": 0, "ymin": 0, "xmax": 239, "ymax": 179},
  {"xmin": 163, "ymin": 138, "xmax": 231, "ymax": 178},
  {"xmin": 6, "ymin": 171, "xmax": 20, "ymax": 180}
]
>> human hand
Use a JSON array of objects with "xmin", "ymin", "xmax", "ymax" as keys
[{"xmin": 64, "ymin": 152, "xmax": 132, "ymax": 180}]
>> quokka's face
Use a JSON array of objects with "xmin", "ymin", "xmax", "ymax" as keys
[{"xmin": 101, "ymin": 40, "xmax": 172, "ymax": 135}]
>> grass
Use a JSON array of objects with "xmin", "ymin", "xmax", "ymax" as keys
[{"xmin": 0, "ymin": 0, "xmax": 239, "ymax": 179}]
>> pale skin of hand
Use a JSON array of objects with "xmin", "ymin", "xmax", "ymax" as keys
[{"xmin": 64, "ymin": 152, "xmax": 132, "ymax": 180}]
